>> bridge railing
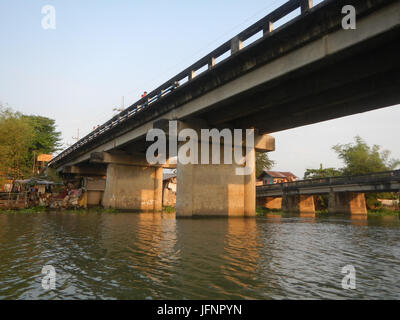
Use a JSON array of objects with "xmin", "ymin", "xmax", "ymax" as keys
[
  {"xmin": 50, "ymin": 0, "xmax": 321, "ymax": 166},
  {"xmin": 257, "ymin": 170, "xmax": 400, "ymax": 192}
]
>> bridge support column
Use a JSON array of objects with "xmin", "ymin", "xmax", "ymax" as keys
[
  {"xmin": 176, "ymin": 153, "xmax": 256, "ymax": 217},
  {"xmin": 328, "ymin": 192, "xmax": 367, "ymax": 216},
  {"xmin": 102, "ymin": 163, "xmax": 163, "ymax": 212},
  {"xmin": 282, "ymin": 194, "xmax": 315, "ymax": 214},
  {"xmin": 175, "ymin": 133, "xmax": 274, "ymax": 217},
  {"xmin": 257, "ymin": 196, "xmax": 282, "ymax": 210},
  {"xmin": 89, "ymin": 152, "xmax": 173, "ymax": 211}
]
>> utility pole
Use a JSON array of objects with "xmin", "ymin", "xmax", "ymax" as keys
[
  {"xmin": 113, "ymin": 96, "xmax": 125, "ymax": 113},
  {"xmin": 32, "ymin": 151, "xmax": 36, "ymax": 175},
  {"xmin": 72, "ymin": 128, "xmax": 80, "ymax": 143}
]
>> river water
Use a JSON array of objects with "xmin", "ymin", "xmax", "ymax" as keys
[{"xmin": 0, "ymin": 212, "xmax": 399, "ymax": 300}]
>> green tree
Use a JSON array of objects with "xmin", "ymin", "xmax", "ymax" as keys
[
  {"xmin": 304, "ymin": 164, "xmax": 341, "ymax": 179},
  {"xmin": 333, "ymin": 136, "xmax": 399, "ymax": 175},
  {"xmin": 256, "ymin": 152, "xmax": 275, "ymax": 177},
  {"xmin": 22, "ymin": 115, "xmax": 62, "ymax": 154},
  {"xmin": 0, "ymin": 107, "xmax": 34, "ymax": 179},
  {"xmin": 303, "ymin": 164, "xmax": 341, "ymax": 210},
  {"xmin": 0, "ymin": 106, "xmax": 62, "ymax": 180}
]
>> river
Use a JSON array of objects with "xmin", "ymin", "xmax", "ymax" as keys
[{"xmin": 0, "ymin": 212, "xmax": 399, "ymax": 299}]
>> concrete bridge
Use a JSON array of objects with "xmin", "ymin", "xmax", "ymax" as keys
[
  {"xmin": 257, "ymin": 170, "xmax": 400, "ymax": 215},
  {"xmin": 49, "ymin": 0, "xmax": 400, "ymax": 217}
]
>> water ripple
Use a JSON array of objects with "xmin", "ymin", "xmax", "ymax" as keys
[{"xmin": 0, "ymin": 212, "xmax": 399, "ymax": 299}]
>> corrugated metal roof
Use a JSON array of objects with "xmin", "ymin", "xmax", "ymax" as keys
[{"xmin": 261, "ymin": 171, "xmax": 297, "ymax": 178}]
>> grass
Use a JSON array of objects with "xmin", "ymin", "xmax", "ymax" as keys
[
  {"xmin": 367, "ymin": 208, "xmax": 399, "ymax": 217},
  {"xmin": 0, "ymin": 206, "xmax": 120, "ymax": 214},
  {"xmin": 163, "ymin": 206, "xmax": 176, "ymax": 213},
  {"xmin": 256, "ymin": 207, "xmax": 282, "ymax": 216},
  {"xmin": 2, "ymin": 205, "xmax": 397, "ymax": 217},
  {"xmin": 255, "ymin": 207, "xmax": 398, "ymax": 217}
]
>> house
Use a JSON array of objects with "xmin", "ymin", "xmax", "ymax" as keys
[
  {"xmin": 162, "ymin": 172, "xmax": 177, "ymax": 207},
  {"xmin": 0, "ymin": 176, "xmax": 13, "ymax": 192},
  {"xmin": 257, "ymin": 170, "xmax": 297, "ymax": 185},
  {"xmin": 34, "ymin": 154, "xmax": 53, "ymax": 175}
]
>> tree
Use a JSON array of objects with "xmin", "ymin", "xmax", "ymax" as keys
[
  {"xmin": 0, "ymin": 107, "xmax": 34, "ymax": 179},
  {"xmin": 304, "ymin": 164, "xmax": 341, "ymax": 179},
  {"xmin": 256, "ymin": 152, "xmax": 275, "ymax": 177},
  {"xmin": 303, "ymin": 164, "xmax": 341, "ymax": 210},
  {"xmin": 333, "ymin": 136, "xmax": 399, "ymax": 176},
  {"xmin": 22, "ymin": 115, "xmax": 62, "ymax": 154},
  {"xmin": 0, "ymin": 106, "xmax": 62, "ymax": 180}
]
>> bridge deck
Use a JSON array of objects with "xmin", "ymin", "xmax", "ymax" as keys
[{"xmin": 50, "ymin": 0, "xmax": 400, "ymax": 169}]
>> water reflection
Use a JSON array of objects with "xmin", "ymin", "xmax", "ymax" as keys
[
  {"xmin": 266, "ymin": 214, "xmax": 282, "ymax": 220},
  {"xmin": 0, "ymin": 212, "xmax": 399, "ymax": 299},
  {"xmin": 219, "ymin": 218, "xmax": 260, "ymax": 299}
]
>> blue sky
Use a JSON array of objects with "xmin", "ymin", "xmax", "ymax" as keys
[{"xmin": 0, "ymin": 0, "xmax": 399, "ymax": 177}]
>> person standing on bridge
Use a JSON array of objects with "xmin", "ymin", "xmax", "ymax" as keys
[{"xmin": 141, "ymin": 91, "xmax": 147, "ymax": 99}]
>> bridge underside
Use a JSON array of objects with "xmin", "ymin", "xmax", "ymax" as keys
[
  {"xmin": 52, "ymin": 0, "xmax": 400, "ymax": 216},
  {"xmin": 62, "ymin": 132, "xmax": 275, "ymax": 215},
  {"xmin": 257, "ymin": 180, "xmax": 400, "ymax": 216},
  {"xmin": 258, "ymin": 193, "xmax": 369, "ymax": 216}
]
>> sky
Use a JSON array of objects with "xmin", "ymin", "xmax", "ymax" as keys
[{"xmin": 0, "ymin": 0, "xmax": 399, "ymax": 178}]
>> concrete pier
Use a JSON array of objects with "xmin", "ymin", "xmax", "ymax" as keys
[
  {"xmin": 328, "ymin": 191, "xmax": 367, "ymax": 216},
  {"xmin": 176, "ymin": 132, "xmax": 274, "ymax": 217},
  {"xmin": 88, "ymin": 152, "xmax": 165, "ymax": 212},
  {"xmin": 282, "ymin": 194, "xmax": 315, "ymax": 214},
  {"xmin": 176, "ymin": 162, "xmax": 254, "ymax": 217},
  {"xmin": 256, "ymin": 196, "xmax": 282, "ymax": 210},
  {"xmin": 102, "ymin": 164, "xmax": 163, "ymax": 212}
]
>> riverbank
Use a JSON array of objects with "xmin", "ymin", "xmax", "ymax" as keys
[
  {"xmin": 1, "ymin": 206, "xmax": 397, "ymax": 217},
  {"xmin": 0, "ymin": 206, "xmax": 119, "ymax": 214},
  {"xmin": 0, "ymin": 206, "xmax": 178, "ymax": 215},
  {"xmin": 256, "ymin": 207, "xmax": 399, "ymax": 217}
]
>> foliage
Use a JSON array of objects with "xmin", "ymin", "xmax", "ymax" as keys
[
  {"xmin": 163, "ymin": 206, "xmax": 176, "ymax": 213},
  {"xmin": 256, "ymin": 152, "xmax": 275, "ymax": 177},
  {"xmin": 304, "ymin": 164, "xmax": 341, "ymax": 180},
  {"xmin": 332, "ymin": 136, "xmax": 400, "ymax": 176},
  {"xmin": 256, "ymin": 207, "xmax": 282, "ymax": 216},
  {"xmin": 366, "ymin": 197, "xmax": 383, "ymax": 210},
  {"xmin": 44, "ymin": 167, "xmax": 63, "ymax": 183},
  {"xmin": 22, "ymin": 115, "xmax": 62, "ymax": 154},
  {"xmin": 368, "ymin": 208, "xmax": 399, "ymax": 217},
  {"xmin": 0, "ymin": 107, "xmax": 35, "ymax": 179},
  {"xmin": 0, "ymin": 105, "xmax": 62, "ymax": 180},
  {"xmin": 304, "ymin": 137, "xmax": 400, "ymax": 210}
]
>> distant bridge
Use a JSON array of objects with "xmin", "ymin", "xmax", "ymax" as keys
[
  {"xmin": 256, "ymin": 170, "xmax": 400, "ymax": 215},
  {"xmin": 50, "ymin": 0, "xmax": 400, "ymax": 217},
  {"xmin": 257, "ymin": 170, "xmax": 400, "ymax": 197}
]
